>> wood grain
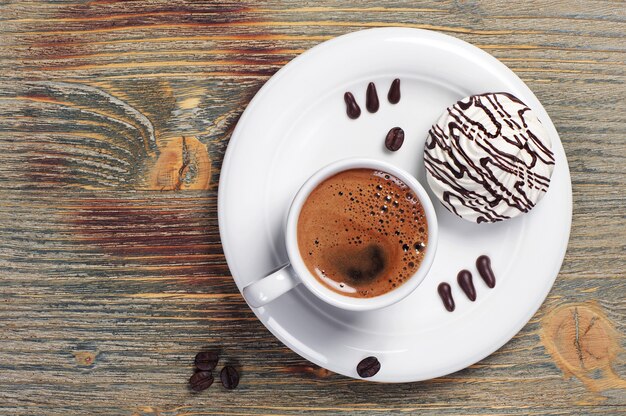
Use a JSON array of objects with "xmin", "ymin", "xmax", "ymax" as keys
[{"xmin": 0, "ymin": 0, "xmax": 625, "ymax": 414}]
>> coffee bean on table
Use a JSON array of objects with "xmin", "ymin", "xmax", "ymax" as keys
[
  {"xmin": 195, "ymin": 351, "xmax": 219, "ymax": 371},
  {"xmin": 356, "ymin": 356, "xmax": 380, "ymax": 378},
  {"xmin": 385, "ymin": 127, "xmax": 405, "ymax": 151},
  {"xmin": 220, "ymin": 366, "xmax": 240, "ymax": 389},
  {"xmin": 189, "ymin": 371, "xmax": 214, "ymax": 392}
]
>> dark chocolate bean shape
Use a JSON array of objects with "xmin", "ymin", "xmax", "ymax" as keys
[
  {"xmin": 357, "ymin": 356, "xmax": 380, "ymax": 378},
  {"xmin": 457, "ymin": 270, "xmax": 476, "ymax": 301},
  {"xmin": 366, "ymin": 82, "xmax": 380, "ymax": 113},
  {"xmin": 476, "ymin": 255, "xmax": 496, "ymax": 288},
  {"xmin": 385, "ymin": 127, "xmax": 405, "ymax": 151},
  {"xmin": 438, "ymin": 282, "xmax": 455, "ymax": 312},
  {"xmin": 344, "ymin": 92, "xmax": 361, "ymax": 119},
  {"xmin": 189, "ymin": 371, "xmax": 214, "ymax": 392},
  {"xmin": 388, "ymin": 78, "xmax": 401, "ymax": 104}
]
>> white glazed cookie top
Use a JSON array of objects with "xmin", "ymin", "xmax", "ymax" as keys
[{"xmin": 424, "ymin": 92, "xmax": 555, "ymax": 223}]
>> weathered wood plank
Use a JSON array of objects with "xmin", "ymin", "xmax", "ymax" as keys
[{"xmin": 0, "ymin": 0, "xmax": 624, "ymax": 414}]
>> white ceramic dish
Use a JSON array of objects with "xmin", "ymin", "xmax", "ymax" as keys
[{"xmin": 218, "ymin": 28, "xmax": 572, "ymax": 382}]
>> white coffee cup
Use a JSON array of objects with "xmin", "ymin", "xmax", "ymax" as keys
[{"xmin": 243, "ymin": 158, "xmax": 438, "ymax": 311}]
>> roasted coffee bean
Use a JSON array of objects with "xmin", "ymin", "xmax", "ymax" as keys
[
  {"xmin": 385, "ymin": 127, "xmax": 405, "ymax": 151},
  {"xmin": 388, "ymin": 78, "xmax": 401, "ymax": 104},
  {"xmin": 344, "ymin": 92, "xmax": 361, "ymax": 119},
  {"xmin": 220, "ymin": 366, "xmax": 239, "ymax": 389},
  {"xmin": 195, "ymin": 351, "xmax": 219, "ymax": 371},
  {"xmin": 189, "ymin": 371, "xmax": 213, "ymax": 392},
  {"xmin": 356, "ymin": 356, "xmax": 380, "ymax": 378}
]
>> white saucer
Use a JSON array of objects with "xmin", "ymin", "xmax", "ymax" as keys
[{"xmin": 218, "ymin": 28, "xmax": 572, "ymax": 382}]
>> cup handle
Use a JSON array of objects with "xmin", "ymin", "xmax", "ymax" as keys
[{"xmin": 242, "ymin": 264, "xmax": 300, "ymax": 308}]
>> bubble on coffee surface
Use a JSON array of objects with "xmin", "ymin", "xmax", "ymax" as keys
[{"xmin": 297, "ymin": 168, "xmax": 429, "ymax": 298}]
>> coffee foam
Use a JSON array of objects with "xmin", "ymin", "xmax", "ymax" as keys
[{"xmin": 297, "ymin": 168, "xmax": 428, "ymax": 298}]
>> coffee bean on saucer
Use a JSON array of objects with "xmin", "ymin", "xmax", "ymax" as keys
[
  {"xmin": 220, "ymin": 366, "xmax": 240, "ymax": 389},
  {"xmin": 385, "ymin": 127, "xmax": 405, "ymax": 151},
  {"xmin": 357, "ymin": 356, "xmax": 380, "ymax": 378},
  {"xmin": 195, "ymin": 351, "xmax": 219, "ymax": 371},
  {"xmin": 189, "ymin": 371, "xmax": 214, "ymax": 392}
]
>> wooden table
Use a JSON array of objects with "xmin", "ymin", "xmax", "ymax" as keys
[{"xmin": 1, "ymin": 1, "xmax": 625, "ymax": 414}]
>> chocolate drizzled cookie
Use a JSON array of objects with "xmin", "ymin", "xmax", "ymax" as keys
[{"xmin": 424, "ymin": 92, "xmax": 555, "ymax": 223}]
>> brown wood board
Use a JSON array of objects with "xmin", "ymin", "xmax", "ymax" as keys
[{"xmin": 0, "ymin": 1, "xmax": 624, "ymax": 414}]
